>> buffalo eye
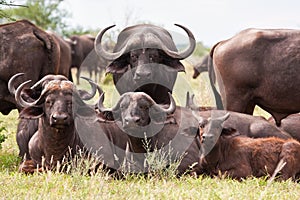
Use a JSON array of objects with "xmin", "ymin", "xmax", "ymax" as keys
[
  {"xmin": 46, "ymin": 99, "xmax": 54, "ymax": 107},
  {"xmin": 149, "ymin": 54, "xmax": 158, "ymax": 62},
  {"xmin": 139, "ymin": 104, "xmax": 148, "ymax": 111},
  {"xmin": 130, "ymin": 53, "xmax": 138, "ymax": 63},
  {"xmin": 66, "ymin": 100, "xmax": 72, "ymax": 108}
]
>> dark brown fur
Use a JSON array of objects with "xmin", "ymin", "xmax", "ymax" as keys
[
  {"xmin": 0, "ymin": 19, "xmax": 61, "ymax": 114},
  {"xmin": 200, "ymin": 115, "xmax": 300, "ymax": 181},
  {"xmin": 210, "ymin": 29, "xmax": 300, "ymax": 125}
]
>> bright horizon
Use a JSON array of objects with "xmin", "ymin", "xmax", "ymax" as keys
[{"xmin": 61, "ymin": 0, "xmax": 300, "ymax": 47}]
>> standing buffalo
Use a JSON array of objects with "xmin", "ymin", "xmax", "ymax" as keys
[
  {"xmin": 94, "ymin": 24, "xmax": 196, "ymax": 104},
  {"xmin": 48, "ymin": 32, "xmax": 72, "ymax": 81},
  {"xmin": 210, "ymin": 28, "xmax": 300, "ymax": 125},
  {"xmin": 67, "ymin": 35, "xmax": 103, "ymax": 84},
  {"xmin": 0, "ymin": 19, "xmax": 62, "ymax": 115},
  {"xmin": 192, "ymin": 54, "xmax": 210, "ymax": 79}
]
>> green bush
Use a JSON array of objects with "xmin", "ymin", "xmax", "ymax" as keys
[{"xmin": 0, "ymin": 121, "xmax": 7, "ymax": 150}]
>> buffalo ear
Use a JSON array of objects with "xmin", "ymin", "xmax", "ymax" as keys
[
  {"xmin": 96, "ymin": 111, "xmax": 116, "ymax": 122},
  {"xmin": 106, "ymin": 58, "xmax": 129, "ymax": 74},
  {"xmin": 19, "ymin": 107, "xmax": 44, "ymax": 119},
  {"xmin": 221, "ymin": 128, "xmax": 238, "ymax": 136},
  {"xmin": 164, "ymin": 59, "xmax": 185, "ymax": 72}
]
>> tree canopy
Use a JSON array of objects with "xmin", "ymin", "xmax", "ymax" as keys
[{"xmin": 2, "ymin": 0, "xmax": 69, "ymax": 34}]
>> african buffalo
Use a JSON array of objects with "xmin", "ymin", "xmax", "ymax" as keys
[
  {"xmin": 94, "ymin": 24, "xmax": 196, "ymax": 104},
  {"xmin": 187, "ymin": 92, "xmax": 291, "ymax": 139},
  {"xmin": 97, "ymin": 92, "xmax": 203, "ymax": 175},
  {"xmin": 268, "ymin": 113, "xmax": 300, "ymax": 142},
  {"xmin": 192, "ymin": 54, "xmax": 210, "ymax": 79},
  {"xmin": 16, "ymin": 80, "xmax": 95, "ymax": 172},
  {"xmin": 9, "ymin": 74, "xmax": 97, "ymax": 161},
  {"xmin": 67, "ymin": 34, "xmax": 104, "ymax": 84},
  {"xmin": 199, "ymin": 113, "xmax": 300, "ymax": 181},
  {"xmin": 210, "ymin": 28, "xmax": 300, "ymax": 125},
  {"xmin": 0, "ymin": 19, "xmax": 62, "ymax": 115},
  {"xmin": 13, "ymin": 75, "xmax": 98, "ymax": 172},
  {"xmin": 48, "ymin": 32, "xmax": 72, "ymax": 81}
]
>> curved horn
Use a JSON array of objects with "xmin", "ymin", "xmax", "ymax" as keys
[
  {"xmin": 78, "ymin": 77, "xmax": 98, "ymax": 100},
  {"xmin": 15, "ymin": 80, "xmax": 43, "ymax": 108},
  {"xmin": 215, "ymin": 113, "xmax": 230, "ymax": 123},
  {"xmin": 30, "ymin": 74, "xmax": 68, "ymax": 91},
  {"xmin": 97, "ymin": 93, "xmax": 112, "ymax": 113},
  {"xmin": 94, "ymin": 25, "xmax": 127, "ymax": 61},
  {"xmin": 8, "ymin": 73, "xmax": 24, "ymax": 95},
  {"xmin": 158, "ymin": 92, "xmax": 176, "ymax": 115},
  {"xmin": 161, "ymin": 24, "xmax": 196, "ymax": 59}
]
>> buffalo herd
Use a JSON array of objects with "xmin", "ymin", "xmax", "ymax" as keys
[{"xmin": 1, "ymin": 19, "xmax": 300, "ymax": 181}]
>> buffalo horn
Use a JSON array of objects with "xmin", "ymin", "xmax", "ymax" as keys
[
  {"xmin": 79, "ymin": 77, "xmax": 98, "ymax": 100},
  {"xmin": 94, "ymin": 25, "xmax": 127, "ymax": 61},
  {"xmin": 15, "ymin": 80, "xmax": 42, "ymax": 108},
  {"xmin": 154, "ymin": 92, "xmax": 176, "ymax": 115},
  {"xmin": 8, "ymin": 73, "xmax": 25, "ymax": 95},
  {"xmin": 161, "ymin": 24, "xmax": 196, "ymax": 59}
]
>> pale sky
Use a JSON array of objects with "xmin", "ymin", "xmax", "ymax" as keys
[{"xmin": 61, "ymin": 0, "xmax": 300, "ymax": 46}]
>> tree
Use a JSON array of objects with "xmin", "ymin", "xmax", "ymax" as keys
[
  {"xmin": 4, "ymin": 0, "xmax": 69, "ymax": 34},
  {"xmin": 0, "ymin": 0, "xmax": 26, "ymax": 19}
]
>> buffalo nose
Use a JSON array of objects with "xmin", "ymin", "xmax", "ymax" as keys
[
  {"xmin": 134, "ymin": 71, "xmax": 151, "ymax": 80},
  {"xmin": 52, "ymin": 112, "xmax": 68, "ymax": 123},
  {"xmin": 124, "ymin": 116, "xmax": 141, "ymax": 125}
]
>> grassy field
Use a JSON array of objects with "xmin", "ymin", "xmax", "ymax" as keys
[{"xmin": 1, "ymin": 63, "xmax": 297, "ymax": 199}]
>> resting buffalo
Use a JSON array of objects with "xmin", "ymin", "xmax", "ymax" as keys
[
  {"xmin": 11, "ymin": 74, "xmax": 98, "ymax": 171},
  {"xmin": 268, "ymin": 113, "xmax": 300, "ymax": 142},
  {"xmin": 199, "ymin": 113, "xmax": 300, "ymax": 181},
  {"xmin": 210, "ymin": 28, "xmax": 300, "ymax": 125},
  {"xmin": 94, "ymin": 24, "xmax": 196, "ymax": 104},
  {"xmin": 186, "ymin": 93, "xmax": 291, "ymax": 139},
  {"xmin": 67, "ymin": 35, "xmax": 104, "ymax": 84},
  {"xmin": 8, "ymin": 74, "xmax": 96, "ymax": 167},
  {"xmin": 9, "ymin": 73, "xmax": 97, "ymax": 160},
  {"xmin": 0, "ymin": 19, "xmax": 63, "ymax": 115},
  {"xmin": 97, "ymin": 92, "xmax": 203, "ymax": 175}
]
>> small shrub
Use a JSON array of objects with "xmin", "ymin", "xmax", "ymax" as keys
[{"xmin": 0, "ymin": 121, "xmax": 7, "ymax": 150}]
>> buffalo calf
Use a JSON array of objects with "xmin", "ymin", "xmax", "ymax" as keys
[{"xmin": 199, "ymin": 113, "xmax": 300, "ymax": 181}]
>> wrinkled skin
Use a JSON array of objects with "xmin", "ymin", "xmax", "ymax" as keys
[
  {"xmin": 95, "ymin": 24, "xmax": 195, "ymax": 104},
  {"xmin": 200, "ymin": 114, "xmax": 300, "ymax": 181},
  {"xmin": 0, "ymin": 20, "xmax": 60, "ymax": 115},
  {"xmin": 211, "ymin": 28, "xmax": 300, "ymax": 125}
]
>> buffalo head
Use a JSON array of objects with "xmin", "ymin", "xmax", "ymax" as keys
[
  {"xmin": 15, "ymin": 77, "xmax": 97, "ymax": 130},
  {"xmin": 97, "ymin": 92, "xmax": 176, "ymax": 137},
  {"xmin": 94, "ymin": 24, "xmax": 196, "ymax": 104}
]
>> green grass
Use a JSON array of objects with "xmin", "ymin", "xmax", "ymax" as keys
[{"xmin": 0, "ymin": 67, "xmax": 296, "ymax": 199}]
